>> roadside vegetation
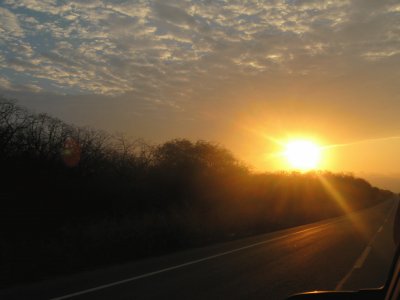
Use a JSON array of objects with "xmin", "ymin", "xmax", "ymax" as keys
[{"xmin": 0, "ymin": 97, "xmax": 393, "ymax": 287}]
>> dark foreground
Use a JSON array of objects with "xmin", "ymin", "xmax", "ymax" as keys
[{"xmin": 1, "ymin": 198, "xmax": 397, "ymax": 300}]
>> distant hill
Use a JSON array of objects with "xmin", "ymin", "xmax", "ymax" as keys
[{"xmin": 361, "ymin": 173, "xmax": 400, "ymax": 194}]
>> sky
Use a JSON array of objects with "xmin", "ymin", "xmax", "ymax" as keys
[{"xmin": 1, "ymin": 0, "xmax": 400, "ymax": 191}]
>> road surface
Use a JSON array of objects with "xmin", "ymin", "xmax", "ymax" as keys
[{"xmin": 1, "ymin": 198, "xmax": 397, "ymax": 300}]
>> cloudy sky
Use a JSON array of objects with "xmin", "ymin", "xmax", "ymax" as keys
[{"xmin": 1, "ymin": 0, "xmax": 400, "ymax": 189}]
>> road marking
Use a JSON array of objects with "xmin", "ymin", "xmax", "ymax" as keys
[
  {"xmin": 335, "ymin": 268, "xmax": 354, "ymax": 291},
  {"xmin": 336, "ymin": 201, "xmax": 396, "ymax": 291},
  {"xmin": 354, "ymin": 246, "xmax": 371, "ymax": 269},
  {"xmin": 50, "ymin": 224, "xmax": 329, "ymax": 300}
]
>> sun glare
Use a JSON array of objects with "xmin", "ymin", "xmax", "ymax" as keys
[{"xmin": 284, "ymin": 140, "xmax": 321, "ymax": 171}]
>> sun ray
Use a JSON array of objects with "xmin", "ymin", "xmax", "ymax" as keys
[{"xmin": 316, "ymin": 174, "xmax": 369, "ymax": 239}]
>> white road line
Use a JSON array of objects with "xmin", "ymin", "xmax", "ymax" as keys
[
  {"xmin": 336, "ymin": 240, "xmax": 376, "ymax": 290},
  {"xmin": 354, "ymin": 246, "xmax": 371, "ymax": 269},
  {"xmin": 336, "ymin": 201, "xmax": 396, "ymax": 291},
  {"xmin": 50, "ymin": 224, "xmax": 327, "ymax": 300},
  {"xmin": 335, "ymin": 268, "xmax": 354, "ymax": 291}
]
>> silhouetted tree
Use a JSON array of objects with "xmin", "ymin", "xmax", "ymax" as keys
[{"xmin": 0, "ymin": 98, "xmax": 393, "ymax": 288}]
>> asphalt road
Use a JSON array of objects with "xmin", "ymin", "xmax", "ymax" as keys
[{"xmin": 1, "ymin": 198, "xmax": 397, "ymax": 300}]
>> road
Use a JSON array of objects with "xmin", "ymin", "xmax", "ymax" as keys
[{"xmin": 1, "ymin": 198, "xmax": 397, "ymax": 300}]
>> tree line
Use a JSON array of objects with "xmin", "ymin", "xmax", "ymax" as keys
[{"xmin": 0, "ymin": 97, "xmax": 393, "ymax": 287}]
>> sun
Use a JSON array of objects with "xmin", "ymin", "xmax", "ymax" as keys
[{"xmin": 284, "ymin": 140, "xmax": 321, "ymax": 171}]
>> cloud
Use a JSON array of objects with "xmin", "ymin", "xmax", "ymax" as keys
[
  {"xmin": 0, "ymin": 7, "xmax": 24, "ymax": 38},
  {"xmin": 0, "ymin": 75, "xmax": 42, "ymax": 92},
  {"xmin": 0, "ymin": 76, "xmax": 13, "ymax": 90},
  {"xmin": 0, "ymin": 0, "xmax": 399, "ymax": 109},
  {"xmin": 153, "ymin": 2, "xmax": 195, "ymax": 26}
]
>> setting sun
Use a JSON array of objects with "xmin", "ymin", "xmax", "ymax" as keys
[{"xmin": 284, "ymin": 140, "xmax": 321, "ymax": 171}]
